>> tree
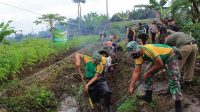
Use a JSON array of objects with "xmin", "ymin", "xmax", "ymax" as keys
[
  {"xmin": 82, "ymin": 12, "xmax": 107, "ymax": 35},
  {"xmin": 34, "ymin": 14, "xmax": 66, "ymax": 40},
  {"xmin": 135, "ymin": 0, "xmax": 170, "ymax": 19},
  {"xmin": 170, "ymin": 0, "xmax": 200, "ymax": 23},
  {"xmin": 110, "ymin": 14, "xmax": 123, "ymax": 22},
  {"xmin": 0, "ymin": 20, "xmax": 16, "ymax": 43},
  {"xmin": 72, "ymin": 0, "xmax": 86, "ymax": 35}
]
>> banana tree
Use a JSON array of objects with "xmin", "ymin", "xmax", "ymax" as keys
[
  {"xmin": 116, "ymin": 11, "xmax": 129, "ymax": 21},
  {"xmin": 0, "ymin": 20, "xmax": 16, "ymax": 43},
  {"xmin": 135, "ymin": 0, "xmax": 170, "ymax": 19}
]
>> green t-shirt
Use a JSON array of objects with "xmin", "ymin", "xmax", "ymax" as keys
[
  {"xmin": 83, "ymin": 55, "xmax": 103, "ymax": 78},
  {"xmin": 85, "ymin": 61, "xmax": 96, "ymax": 78}
]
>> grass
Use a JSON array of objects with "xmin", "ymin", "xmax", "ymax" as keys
[{"xmin": 117, "ymin": 96, "xmax": 139, "ymax": 112}]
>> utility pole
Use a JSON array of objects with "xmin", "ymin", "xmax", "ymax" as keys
[
  {"xmin": 106, "ymin": 0, "xmax": 109, "ymax": 30},
  {"xmin": 106, "ymin": 0, "xmax": 108, "ymax": 17}
]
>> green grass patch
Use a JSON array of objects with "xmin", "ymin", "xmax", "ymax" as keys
[
  {"xmin": 117, "ymin": 95, "xmax": 139, "ymax": 112},
  {"xmin": 1, "ymin": 84, "xmax": 56, "ymax": 112}
]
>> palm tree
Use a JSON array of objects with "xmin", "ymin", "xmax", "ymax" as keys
[{"xmin": 72, "ymin": 0, "xmax": 86, "ymax": 35}]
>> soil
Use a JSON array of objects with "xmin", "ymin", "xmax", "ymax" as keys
[
  {"xmin": 18, "ymin": 48, "xmax": 78, "ymax": 79},
  {"xmin": 1, "ymin": 42, "xmax": 200, "ymax": 112}
]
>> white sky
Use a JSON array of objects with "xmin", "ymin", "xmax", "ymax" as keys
[{"xmin": 0, "ymin": 0, "xmax": 149, "ymax": 34}]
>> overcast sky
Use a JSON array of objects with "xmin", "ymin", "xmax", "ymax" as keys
[{"xmin": 0, "ymin": 0, "xmax": 149, "ymax": 34}]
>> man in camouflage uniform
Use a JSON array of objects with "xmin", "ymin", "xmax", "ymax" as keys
[{"xmin": 126, "ymin": 41, "xmax": 183, "ymax": 112}]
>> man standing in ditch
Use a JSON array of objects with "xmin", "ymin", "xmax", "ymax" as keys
[
  {"xmin": 126, "ymin": 41, "xmax": 183, "ymax": 112},
  {"xmin": 75, "ymin": 52, "xmax": 112, "ymax": 112}
]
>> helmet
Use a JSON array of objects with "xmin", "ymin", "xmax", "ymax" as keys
[
  {"xmin": 126, "ymin": 41, "xmax": 141, "ymax": 52},
  {"xmin": 92, "ymin": 52, "xmax": 102, "ymax": 64}
]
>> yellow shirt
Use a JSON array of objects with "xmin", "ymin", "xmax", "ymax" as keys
[
  {"xmin": 83, "ymin": 55, "xmax": 104, "ymax": 74},
  {"xmin": 135, "ymin": 44, "xmax": 173, "ymax": 65}
]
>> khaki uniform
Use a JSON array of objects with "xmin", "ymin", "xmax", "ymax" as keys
[{"xmin": 165, "ymin": 32, "xmax": 198, "ymax": 81}]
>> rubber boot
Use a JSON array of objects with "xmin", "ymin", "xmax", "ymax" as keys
[
  {"xmin": 175, "ymin": 100, "xmax": 183, "ymax": 112},
  {"xmin": 104, "ymin": 94, "xmax": 112, "ymax": 112},
  {"xmin": 137, "ymin": 90, "xmax": 152, "ymax": 103}
]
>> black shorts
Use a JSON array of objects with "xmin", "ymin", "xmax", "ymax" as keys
[{"xmin": 88, "ymin": 78, "xmax": 112, "ymax": 103}]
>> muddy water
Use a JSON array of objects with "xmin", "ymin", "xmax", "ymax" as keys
[{"xmin": 57, "ymin": 95, "xmax": 78, "ymax": 112}]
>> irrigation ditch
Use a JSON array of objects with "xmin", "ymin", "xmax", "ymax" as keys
[{"xmin": 1, "ymin": 42, "xmax": 200, "ymax": 112}]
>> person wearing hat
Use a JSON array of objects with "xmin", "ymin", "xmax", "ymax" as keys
[
  {"xmin": 75, "ymin": 52, "xmax": 112, "ymax": 111},
  {"xmin": 126, "ymin": 41, "xmax": 183, "ymax": 112},
  {"xmin": 98, "ymin": 49, "xmax": 112, "ymax": 72},
  {"xmin": 98, "ymin": 46, "xmax": 118, "ymax": 79}
]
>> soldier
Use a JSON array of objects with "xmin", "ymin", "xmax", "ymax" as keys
[{"xmin": 126, "ymin": 41, "xmax": 183, "ymax": 112}]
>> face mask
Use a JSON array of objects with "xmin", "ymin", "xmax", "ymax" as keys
[{"xmin": 130, "ymin": 51, "xmax": 140, "ymax": 59}]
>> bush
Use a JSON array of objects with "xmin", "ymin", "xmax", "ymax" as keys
[
  {"xmin": 0, "ymin": 35, "xmax": 98, "ymax": 83},
  {"xmin": 2, "ymin": 85, "xmax": 56, "ymax": 112},
  {"xmin": 181, "ymin": 23, "xmax": 200, "ymax": 40}
]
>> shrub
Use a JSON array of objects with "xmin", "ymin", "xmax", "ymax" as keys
[{"xmin": 2, "ymin": 85, "xmax": 56, "ymax": 112}]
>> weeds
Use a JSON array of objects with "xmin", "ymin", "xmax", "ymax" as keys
[{"xmin": 2, "ymin": 84, "xmax": 56, "ymax": 112}]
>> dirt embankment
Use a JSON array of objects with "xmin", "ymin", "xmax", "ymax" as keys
[
  {"xmin": 0, "ymin": 42, "xmax": 103, "ymax": 111},
  {"xmin": 19, "ymin": 45, "xmax": 200, "ymax": 112},
  {"xmin": 2, "ymin": 42, "xmax": 200, "ymax": 112}
]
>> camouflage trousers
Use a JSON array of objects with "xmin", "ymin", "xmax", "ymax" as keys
[{"xmin": 144, "ymin": 57, "xmax": 182, "ymax": 101}]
